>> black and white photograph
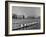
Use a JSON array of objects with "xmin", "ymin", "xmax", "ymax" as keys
[
  {"xmin": 12, "ymin": 6, "xmax": 40, "ymax": 30},
  {"xmin": 5, "ymin": 1, "xmax": 45, "ymax": 36}
]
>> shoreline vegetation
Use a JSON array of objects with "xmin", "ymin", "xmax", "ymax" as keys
[{"xmin": 12, "ymin": 14, "xmax": 40, "ymax": 19}]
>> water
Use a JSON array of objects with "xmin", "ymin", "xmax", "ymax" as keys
[{"xmin": 12, "ymin": 18, "xmax": 40, "ymax": 30}]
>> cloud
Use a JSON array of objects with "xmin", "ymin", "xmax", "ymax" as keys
[{"xmin": 12, "ymin": 6, "xmax": 40, "ymax": 17}]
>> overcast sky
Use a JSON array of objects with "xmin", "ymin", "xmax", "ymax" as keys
[{"xmin": 12, "ymin": 6, "xmax": 40, "ymax": 17}]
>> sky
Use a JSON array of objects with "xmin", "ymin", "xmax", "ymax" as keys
[{"xmin": 12, "ymin": 6, "xmax": 40, "ymax": 17}]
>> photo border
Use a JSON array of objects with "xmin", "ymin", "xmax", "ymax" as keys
[{"xmin": 5, "ymin": 1, "xmax": 45, "ymax": 36}]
